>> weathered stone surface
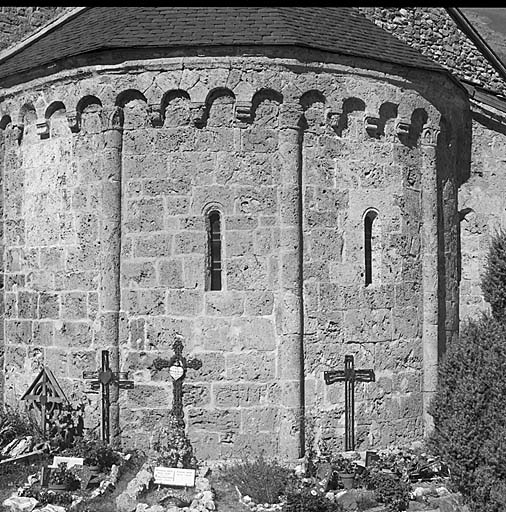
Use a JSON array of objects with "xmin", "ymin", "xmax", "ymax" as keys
[{"xmin": 0, "ymin": 19, "xmax": 469, "ymax": 459}]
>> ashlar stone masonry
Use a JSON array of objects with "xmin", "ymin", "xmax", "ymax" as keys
[{"xmin": 0, "ymin": 44, "xmax": 469, "ymax": 460}]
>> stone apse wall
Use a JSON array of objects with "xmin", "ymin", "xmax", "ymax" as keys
[
  {"xmin": 458, "ymin": 105, "xmax": 506, "ymax": 321},
  {"xmin": 0, "ymin": 52, "xmax": 468, "ymax": 460}
]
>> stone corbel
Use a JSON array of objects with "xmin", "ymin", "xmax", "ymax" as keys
[
  {"xmin": 235, "ymin": 101, "xmax": 252, "ymax": 123},
  {"xmin": 396, "ymin": 119, "xmax": 410, "ymax": 137},
  {"xmin": 66, "ymin": 111, "xmax": 81, "ymax": 133},
  {"xmin": 326, "ymin": 110, "xmax": 342, "ymax": 131},
  {"xmin": 148, "ymin": 104, "xmax": 163, "ymax": 128},
  {"xmin": 364, "ymin": 115, "xmax": 381, "ymax": 138},
  {"xmin": 190, "ymin": 102, "xmax": 206, "ymax": 127},
  {"xmin": 421, "ymin": 125, "xmax": 440, "ymax": 147},
  {"xmin": 14, "ymin": 123, "xmax": 24, "ymax": 143},
  {"xmin": 36, "ymin": 118, "xmax": 49, "ymax": 137}
]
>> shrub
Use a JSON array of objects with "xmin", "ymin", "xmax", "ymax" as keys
[
  {"xmin": 221, "ymin": 454, "xmax": 295, "ymax": 504},
  {"xmin": 365, "ymin": 472, "xmax": 410, "ymax": 512},
  {"xmin": 428, "ymin": 315, "xmax": 506, "ymax": 508},
  {"xmin": 481, "ymin": 228, "xmax": 506, "ymax": 320},
  {"xmin": 21, "ymin": 488, "xmax": 74, "ymax": 506},
  {"xmin": 48, "ymin": 462, "xmax": 81, "ymax": 490},
  {"xmin": 63, "ymin": 436, "xmax": 122, "ymax": 471},
  {"xmin": 282, "ymin": 487, "xmax": 344, "ymax": 512},
  {"xmin": 152, "ymin": 412, "xmax": 197, "ymax": 469},
  {"xmin": 47, "ymin": 401, "xmax": 85, "ymax": 450},
  {"xmin": 0, "ymin": 405, "xmax": 42, "ymax": 447}
]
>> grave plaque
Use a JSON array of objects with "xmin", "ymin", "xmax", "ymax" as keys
[
  {"xmin": 153, "ymin": 467, "xmax": 196, "ymax": 487},
  {"xmin": 50, "ymin": 456, "xmax": 84, "ymax": 468}
]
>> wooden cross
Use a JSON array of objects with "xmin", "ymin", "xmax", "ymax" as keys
[
  {"xmin": 153, "ymin": 336, "xmax": 202, "ymax": 428},
  {"xmin": 324, "ymin": 355, "xmax": 375, "ymax": 451},
  {"xmin": 83, "ymin": 350, "xmax": 134, "ymax": 444},
  {"xmin": 21, "ymin": 368, "xmax": 67, "ymax": 436}
]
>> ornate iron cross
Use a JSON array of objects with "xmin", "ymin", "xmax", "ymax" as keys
[
  {"xmin": 153, "ymin": 336, "xmax": 202, "ymax": 428},
  {"xmin": 324, "ymin": 355, "xmax": 375, "ymax": 451},
  {"xmin": 83, "ymin": 350, "xmax": 134, "ymax": 444},
  {"xmin": 22, "ymin": 368, "xmax": 67, "ymax": 435}
]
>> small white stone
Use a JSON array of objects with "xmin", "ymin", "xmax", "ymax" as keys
[
  {"xmin": 202, "ymin": 490, "xmax": 214, "ymax": 502},
  {"xmin": 242, "ymin": 495, "xmax": 252, "ymax": 504},
  {"xmin": 2, "ymin": 496, "xmax": 39, "ymax": 512}
]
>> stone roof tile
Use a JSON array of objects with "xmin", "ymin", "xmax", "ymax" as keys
[{"xmin": 0, "ymin": 7, "xmax": 443, "ymax": 84}]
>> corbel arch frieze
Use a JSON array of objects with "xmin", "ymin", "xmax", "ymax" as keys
[
  {"xmin": 299, "ymin": 89, "xmax": 327, "ymax": 131},
  {"xmin": 114, "ymin": 89, "xmax": 148, "ymax": 130},
  {"xmin": 157, "ymin": 89, "xmax": 192, "ymax": 128},
  {"xmin": 69, "ymin": 94, "xmax": 103, "ymax": 133},
  {"xmin": 188, "ymin": 87, "xmax": 237, "ymax": 128},
  {"xmin": 38, "ymin": 101, "xmax": 67, "ymax": 139},
  {"xmin": 15, "ymin": 102, "xmax": 37, "ymax": 143},
  {"xmin": 250, "ymin": 88, "xmax": 283, "ymax": 126}
]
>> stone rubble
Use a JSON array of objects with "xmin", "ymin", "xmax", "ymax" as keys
[{"xmin": 116, "ymin": 464, "xmax": 215, "ymax": 512}]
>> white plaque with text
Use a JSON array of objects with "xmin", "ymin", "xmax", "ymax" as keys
[
  {"xmin": 50, "ymin": 456, "xmax": 84, "ymax": 468},
  {"xmin": 153, "ymin": 466, "xmax": 195, "ymax": 487}
]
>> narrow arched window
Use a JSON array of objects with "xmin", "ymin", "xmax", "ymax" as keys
[
  {"xmin": 364, "ymin": 210, "xmax": 378, "ymax": 286},
  {"xmin": 207, "ymin": 211, "xmax": 222, "ymax": 290}
]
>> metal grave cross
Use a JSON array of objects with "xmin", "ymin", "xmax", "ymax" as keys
[
  {"xmin": 153, "ymin": 336, "xmax": 202, "ymax": 428},
  {"xmin": 324, "ymin": 354, "xmax": 375, "ymax": 451},
  {"xmin": 21, "ymin": 367, "xmax": 67, "ymax": 435},
  {"xmin": 83, "ymin": 350, "xmax": 134, "ymax": 444}
]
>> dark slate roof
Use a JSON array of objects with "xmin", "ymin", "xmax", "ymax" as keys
[{"xmin": 0, "ymin": 7, "xmax": 444, "ymax": 84}]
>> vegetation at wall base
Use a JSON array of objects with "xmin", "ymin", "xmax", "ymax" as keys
[
  {"xmin": 221, "ymin": 454, "xmax": 296, "ymax": 505},
  {"xmin": 429, "ymin": 228, "xmax": 506, "ymax": 512},
  {"xmin": 481, "ymin": 228, "xmax": 506, "ymax": 320}
]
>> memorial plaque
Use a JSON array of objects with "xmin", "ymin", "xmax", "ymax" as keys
[
  {"xmin": 50, "ymin": 456, "xmax": 84, "ymax": 468},
  {"xmin": 169, "ymin": 364, "xmax": 184, "ymax": 381},
  {"xmin": 153, "ymin": 466, "xmax": 195, "ymax": 487}
]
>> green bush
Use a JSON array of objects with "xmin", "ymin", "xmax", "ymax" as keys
[
  {"xmin": 428, "ymin": 314, "xmax": 506, "ymax": 511},
  {"xmin": 282, "ymin": 487, "xmax": 344, "ymax": 512},
  {"xmin": 365, "ymin": 472, "xmax": 410, "ymax": 512},
  {"xmin": 0, "ymin": 406, "xmax": 42, "ymax": 447},
  {"xmin": 481, "ymin": 228, "xmax": 506, "ymax": 320},
  {"xmin": 63, "ymin": 436, "xmax": 122, "ymax": 471},
  {"xmin": 221, "ymin": 454, "xmax": 295, "ymax": 504},
  {"xmin": 428, "ymin": 228, "xmax": 506, "ymax": 511}
]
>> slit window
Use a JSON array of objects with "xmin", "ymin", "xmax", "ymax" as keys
[
  {"xmin": 364, "ymin": 210, "xmax": 378, "ymax": 286},
  {"xmin": 208, "ymin": 211, "xmax": 222, "ymax": 291}
]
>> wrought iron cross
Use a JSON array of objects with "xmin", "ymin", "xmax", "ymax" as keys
[
  {"xmin": 83, "ymin": 350, "xmax": 134, "ymax": 444},
  {"xmin": 153, "ymin": 336, "xmax": 202, "ymax": 428},
  {"xmin": 324, "ymin": 355, "xmax": 375, "ymax": 451}
]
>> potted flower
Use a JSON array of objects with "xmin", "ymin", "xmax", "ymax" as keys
[
  {"xmin": 47, "ymin": 462, "xmax": 80, "ymax": 491},
  {"xmin": 82, "ymin": 440, "xmax": 120, "ymax": 473},
  {"xmin": 65, "ymin": 437, "xmax": 121, "ymax": 473},
  {"xmin": 331, "ymin": 455, "xmax": 357, "ymax": 489}
]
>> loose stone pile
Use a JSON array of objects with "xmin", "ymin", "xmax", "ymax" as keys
[{"xmin": 116, "ymin": 464, "xmax": 215, "ymax": 512}]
